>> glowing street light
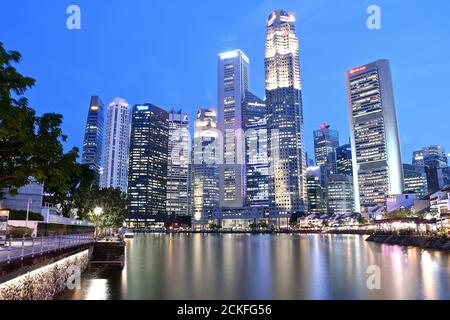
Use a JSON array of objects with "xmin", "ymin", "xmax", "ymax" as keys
[{"xmin": 94, "ymin": 207, "xmax": 103, "ymax": 241}]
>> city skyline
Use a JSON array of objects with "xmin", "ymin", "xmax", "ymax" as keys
[{"xmin": 2, "ymin": 1, "xmax": 449, "ymax": 164}]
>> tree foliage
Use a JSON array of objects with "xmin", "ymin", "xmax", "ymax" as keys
[{"xmin": 0, "ymin": 42, "xmax": 80, "ymax": 200}]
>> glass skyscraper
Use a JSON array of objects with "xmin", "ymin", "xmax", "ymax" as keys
[
  {"xmin": 413, "ymin": 146, "xmax": 448, "ymax": 193},
  {"xmin": 265, "ymin": 10, "xmax": 307, "ymax": 223},
  {"xmin": 101, "ymin": 97, "xmax": 131, "ymax": 193},
  {"xmin": 127, "ymin": 104, "xmax": 169, "ymax": 228},
  {"xmin": 346, "ymin": 60, "xmax": 404, "ymax": 215},
  {"xmin": 192, "ymin": 109, "xmax": 220, "ymax": 227},
  {"xmin": 313, "ymin": 124, "xmax": 339, "ymax": 177},
  {"xmin": 327, "ymin": 174, "xmax": 355, "ymax": 216},
  {"xmin": 306, "ymin": 166, "xmax": 324, "ymax": 214},
  {"xmin": 81, "ymin": 96, "xmax": 104, "ymax": 185},
  {"xmin": 243, "ymin": 91, "xmax": 269, "ymax": 208},
  {"xmin": 218, "ymin": 50, "xmax": 249, "ymax": 209},
  {"xmin": 336, "ymin": 143, "xmax": 353, "ymax": 176},
  {"xmin": 167, "ymin": 110, "xmax": 190, "ymax": 217},
  {"xmin": 403, "ymin": 164, "xmax": 428, "ymax": 198}
]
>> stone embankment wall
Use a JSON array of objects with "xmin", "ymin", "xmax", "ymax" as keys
[
  {"xmin": 0, "ymin": 249, "xmax": 89, "ymax": 300},
  {"xmin": 367, "ymin": 234, "xmax": 450, "ymax": 251}
]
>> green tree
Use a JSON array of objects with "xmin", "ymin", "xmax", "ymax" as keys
[
  {"xmin": 0, "ymin": 42, "xmax": 80, "ymax": 203},
  {"xmin": 84, "ymin": 188, "xmax": 128, "ymax": 232}
]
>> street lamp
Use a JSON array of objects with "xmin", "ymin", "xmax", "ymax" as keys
[{"xmin": 94, "ymin": 207, "xmax": 103, "ymax": 241}]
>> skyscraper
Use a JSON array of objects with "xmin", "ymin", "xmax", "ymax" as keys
[
  {"xmin": 327, "ymin": 174, "xmax": 355, "ymax": 216},
  {"xmin": 346, "ymin": 60, "xmax": 404, "ymax": 214},
  {"xmin": 167, "ymin": 110, "xmax": 190, "ymax": 217},
  {"xmin": 101, "ymin": 97, "xmax": 131, "ymax": 193},
  {"xmin": 306, "ymin": 166, "xmax": 324, "ymax": 214},
  {"xmin": 314, "ymin": 124, "xmax": 339, "ymax": 177},
  {"xmin": 243, "ymin": 91, "xmax": 269, "ymax": 208},
  {"xmin": 413, "ymin": 146, "xmax": 447, "ymax": 193},
  {"xmin": 127, "ymin": 104, "xmax": 169, "ymax": 228},
  {"xmin": 265, "ymin": 10, "xmax": 306, "ymax": 223},
  {"xmin": 192, "ymin": 109, "xmax": 220, "ymax": 227},
  {"xmin": 336, "ymin": 143, "xmax": 353, "ymax": 176},
  {"xmin": 218, "ymin": 50, "xmax": 249, "ymax": 209},
  {"xmin": 81, "ymin": 96, "xmax": 104, "ymax": 185},
  {"xmin": 403, "ymin": 164, "xmax": 428, "ymax": 198}
]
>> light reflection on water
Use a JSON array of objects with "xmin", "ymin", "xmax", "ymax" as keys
[{"xmin": 58, "ymin": 234, "xmax": 450, "ymax": 300}]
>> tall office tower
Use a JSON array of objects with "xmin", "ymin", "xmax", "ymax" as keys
[
  {"xmin": 101, "ymin": 97, "xmax": 131, "ymax": 193},
  {"xmin": 192, "ymin": 109, "xmax": 220, "ymax": 226},
  {"xmin": 218, "ymin": 50, "xmax": 249, "ymax": 209},
  {"xmin": 167, "ymin": 110, "xmax": 190, "ymax": 217},
  {"xmin": 327, "ymin": 174, "xmax": 355, "ymax": 216},
  {"xmin": 403, "ymin": 164, "xmax": 428, "ymax": 198},
  {"xmin": 314, "ymin": 124, "xmax": 340, "ymax": 177},
  {"xmin": 265, "ymin": 10, "xmax": 306, "ymax": 222},
  {"xmin": 346, "ymin": 60, "xmax": 404, "ymax": 214},
  {"xmin": 306, "ymin": 166, "xmax": 324, "ymax": 214},
  {"xmin": 127, "ymin": 104, "xmax": 169, "ymax": 228},
  {"xmin": 243, "ymin": 91, "xmax": 269, "ymax": 208},
  {"xmin": 81, "ymin": 96, "xmax": 104, "ymax": 185},
  {"xmin": 336, "ymin": 143, "xmax": 353, "ymax": 176},
  {"xmin": 413, "ymin": 146, "xmax": 448, "ymax": 193}
]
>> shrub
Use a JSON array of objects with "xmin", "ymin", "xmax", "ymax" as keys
[
  {"xmin": 8, "ymin": 226, "xmax": 33, "ymax": 238},
  {"xmin": 8, "ymin": 210, "xmax": 44, "ymax": 222}
]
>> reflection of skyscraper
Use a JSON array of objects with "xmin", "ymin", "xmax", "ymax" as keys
[
  {"xmin": 101, "ymin": 97, "xmax": 131, "ymax": 193},
  {"xmin": 218, "ymin": 50, "xmax": 249, "ymax": 209},
  {"xmin": 167, "ymin": 110, "xmax": 189, "ymax": 217},
  {"xmin": 243, "ymin": 91, "xmax": 269, "ymax": 208},
  {"xmin": 127, "ymin": 104, "xmax": 169, "ymax": 228},
  {"xmin": 192, "ymin": 109, "xmax": 220, "ymax": 226},
  {"xmin": 82, "ymin": 96, "xmax": 104, "ymax": 185},
  {"xmin": 346, "ymin": 60, "xmax": 404, "ymax": 214},
  {"xmin": 265, "ymin": 10, "xmax": 306, "ymax": 222}
]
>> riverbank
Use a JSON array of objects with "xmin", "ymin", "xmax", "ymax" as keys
[
  {"xmin": 131, "ymin": 229, "xmax": 373, "ymax": 235},
  {"xmin": 367, "ymin": 234, "xmax": 450, "ymax": 251}
]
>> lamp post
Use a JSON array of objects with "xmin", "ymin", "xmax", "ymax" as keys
[{"xmin": 94, "ymin": 207, "xmax": 103, "ymax": 241}]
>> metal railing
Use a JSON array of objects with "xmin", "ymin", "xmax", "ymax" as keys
[{"xmin": 0, "ymin": 233, "xmax": 94, "ymax": 264}]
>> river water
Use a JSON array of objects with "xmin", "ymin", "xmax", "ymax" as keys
[{"xmin": 58, "ymin": 234, "xmax": 450, "ymax": 300}]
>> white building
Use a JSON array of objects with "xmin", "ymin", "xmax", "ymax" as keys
[
  {"xmin": 346, "ymin": 60, "xmax": 404, "ymax": 215},
  {"xmin": 218, "ymin": 50, "xmax": 249, "ymax": 209},
  {"xmin": 167, "ymin": 110, "xmax": 190, "ymax": 217},
  {"xmin": 101, "ymin": 97, "xmax": 132, "ymax": 193}
]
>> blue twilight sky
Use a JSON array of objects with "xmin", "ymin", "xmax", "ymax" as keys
[{"xmin": 1, "ymin": 0, "xmax": 449, "ymax": 163}]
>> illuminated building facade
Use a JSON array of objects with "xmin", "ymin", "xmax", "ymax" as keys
[
  {"xmin": 192, "ymin": 109, "xmax": 220, "ymax": 226},
  {"xmin": 243, "ymin": 91, "xmax": 269, "ymax": 208},
  {"xmin": 81, "ymin": 96, "xmax": 104, "ymax": 185},
  {"xmin": 127, "ymin": 104, "xmax": 169, "ymax": 227},
  {"xmin": 167, "ymin": 110, "xmax": 190, "ymax": 217},
  {"xmin": 101, "ymin": 97, "xmax": 131, "ymax": 193},
  {"xmin": 314, "ymin": 124, "xmax": 339, "ymax": 179},
  {"xmin": 218, "ymin": 50, "xmax": 249, "ymax": 209},
  {"xmin": 403, "ymin": 164, "xmax": 428, "ymax": 198},
  {"xmin": 327, "ymin": 174, "xmax": 355, "ymax": 216},
  {"xmin": 306, "ymin": 166, "xmax": 325, "ymax": 214},
  {"xmin": 413, "ymin": 146, "xmax": 448, "ymax": 193},
  {"xmin": 336, "ymin": 143, "xmax": 353, "ymax": 176},
  {"xmin": 346, "ymin": 60, "xmax": 404, "ymax": 214},
  {"xmin": 265, "ymin": 10, "xmax": 307, "ymax": 222}
]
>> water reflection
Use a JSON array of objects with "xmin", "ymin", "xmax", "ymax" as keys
[{"xmin": 58, "ymin": 234, "xmax": 450, "ymax": 300}]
